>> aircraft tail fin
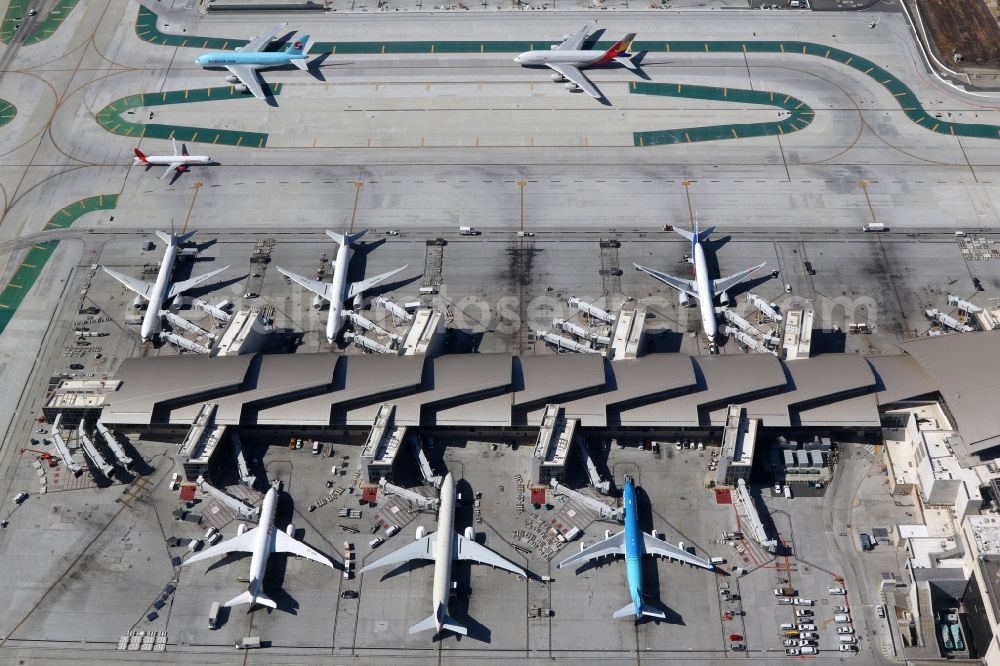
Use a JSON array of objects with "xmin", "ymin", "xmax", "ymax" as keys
[
  {"xmin": 612, "ymin": 601, "xmax": 665, "ymax": 619},
  {"xmin": 286, "ymin": 35, "xmax": 313, "ymax": 57},
  {"xmin": 598, "ymin": 33, "xmax": 636, "ymax": 63},
  {"xmin": 612, "ymin": 602, "xmax": 637, "ymax": 619},
  {"xmin": 672, "ymin": 225, "xmax": 714, "ymax": 243},
  {"xmin": 223, "ymin": 590, "xmax": 277, "ymax": 609},
  {"xmin": 614, "ymin": 55, "xmax": 638, "ymax": 70},
  {"xmin": 326, "ymin": 229, "xmax": 368, "ymax": 247},
  {"xmin": 409, "ymin": 605, "xmax": 467, "ymax": 635},
  {"xmin": 133, "ymin": 148, "xmax": 148, "ymax": 163},
  {"xmin": 638, "ymin": 603, "xmax": 666, "ymax": 619}
]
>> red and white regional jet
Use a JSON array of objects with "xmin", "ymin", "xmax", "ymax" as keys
[{"xmin": 132, "ymin": 138, "xmax": 212, "ymax": 180}]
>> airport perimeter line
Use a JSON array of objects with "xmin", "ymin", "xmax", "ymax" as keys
[
  {"xmin": 0, "ymin": 0, "xmax": 81, "ymax": 44},
  {"xmin": 135, "ymin": 5, "xmax": 1000, "ymax": 142},
  {"xmin": 0, "ymin": 194, "xmax": 118, "ymax": 336}
]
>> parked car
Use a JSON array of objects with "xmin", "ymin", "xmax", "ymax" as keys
[
  {"xmin": 794, "ymin": 598, "xmax": 815, "ymax": 606},
  {"xmin": 877, "ymin": 605, "xmax": 886, "ymax": 618},
  {"xmin": 833, "ymin": 605, "xmax": 848, "ymax": 613},
  {"xmin": 840, "ymin": 644, "xmax": 858, "ymax": 652},
  {"xmin": 800, "ymin": 646, "xmax": 817, "ymax": 655},
  {"xmin": 785, "ymin": 648, "xmax": 800, "ymax": 656},
  {"xmin": 777, "ymin": 597, "xmax": 793, "ymax": 605},
  {"xmin": 783, "ymin": 639, "xmax": 797, "ymax": 647},
  {"xmin": 829, "ymin": 587, "xmax": 847, "ymax": 595},
  {"xmin": 795, "ymin": 609, "xmax": 813, "ymax": 617},
  {"xmin": 800, "ymin": 632, "xmax": 819, "ymax": 640},
  {"xmin": 837, "ymin": 626, "xmax": 855, "ymax": 634},
  {"xmin": 796, "ymin": 623, "xmax": 816, "ymax": 631}
]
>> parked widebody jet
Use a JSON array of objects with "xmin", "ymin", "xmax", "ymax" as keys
[
  {"xmin": 276, "ymin": 230, "xmax": 407, "ymax": 342},
  {"xmin": 514, "ymin": 21, "xmax": 637, "ymax": 99},
  {"xmin": 360, "ymin": 472, "xmax": 526, "ymax": 636},
  {"xmin": 183, "ymin": 486, "xmax": 334, "ymax": 609},
  {"xmin": 634, "ymin": 223, "xmax": 765, "ymax": 351},
  {"xmin": 557, "ymin": 475, "xmax": 717, "ymax": 619},
  {"xmin": 195, "ymin": 23, "xmax": 314, "ymax": 100},
  {"xmin": 132, "ymin": 138, "xmax": 211, "ymax": 180},
  {"xmin": 102, "ymin": 229, "xmax": 230, "ymax": 343}
]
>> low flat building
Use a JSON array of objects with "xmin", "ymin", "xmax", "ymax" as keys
[
  {"xmin": 42, "ymin": 378, "xmax": 120, "ymax": 427},
  {"xmin": 531, "ymin": 405, "xmax": 577, "ymax": 486},
  {"xmin": 359, "ymin": 403, "xmax": 407, "ymax": 483}
]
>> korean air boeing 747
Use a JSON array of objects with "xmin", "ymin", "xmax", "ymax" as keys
[
  {"xmin": 557, "ymin": 475, "xmax": 717, "ymax": 619},
  {"xmin": 195, "ymin": 23, "xmax": 314, "ymax": 100}
]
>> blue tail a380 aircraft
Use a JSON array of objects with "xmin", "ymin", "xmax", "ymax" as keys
[
  {"xmin": 195, "ymin": 23, "xmax": 314, "ymax": 100},
  {"xmin": 557, "ymin": 475, "xmax": 718, "ymax": 619}
]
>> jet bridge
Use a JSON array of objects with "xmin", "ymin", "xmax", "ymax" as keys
[
  {"xmin": 378, "ymin": 478, "xmax": 439, "ymax": 510},
  {"xmin": 50, "ymin": 415, "xmax": 82, "ymax": 476},
  {"xmin": 78, "ymin": 422, "xmax": 115, "ymax": 479},
  {"xmin": 549, "ymin": 479, "xmax": 623, "ymax": 521},
  {"xmin": 410, "ymin": 437, "xmax": 441, "ymax": 489},
  {"xmin": 96, "ymin": 421, "xmax": 134, "ymax": 469},
  {"xmin": 575, "ymin": 439, "xmax": 610, "ymax": 495},
  {"xmin": 231, "ymin": 433, "xmax": 256, "ymax": 486},
  {"xmin": 735, "ymin": 479, "xmax": 778, "ymax": 553},
  {"xmin": 925, "ymin": 309, "xmax": 973, "ymax": 333},
  {"xmin": 196, "ymin": 475, "xmax": 259, "ymax": 519}
]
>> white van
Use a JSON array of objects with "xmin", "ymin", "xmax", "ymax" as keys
[
  {"xmin": 839, "ymin": 636, "xmax": 857, "ymax": 644},
  {"xmin": 829, "ymin": 587, "xmax": 847, "ymax": 595},
  {"xmin": 709, "ymin": 557, "xmax": 726, "ymax": 565},
  {"xmin": 834, "ymin": 613, "xmax": 851, "ymax": 623}
]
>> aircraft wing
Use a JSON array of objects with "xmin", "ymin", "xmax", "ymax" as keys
[
  {"xmin": 346, "ymin": 265, "xmax": 408, "ymax": 299},
  {"xmin": 168, "ymin": 265, "xmax": 230, "ymax": 299},
  {"xmin": 225, "ymin": 65, "xmax": 265, "ymax": 100},
  {"xmin": 546, "ymin": 63, "xmax": 601, "ymax": 99},
  {"xmin": 183, "ymin": 528, "xmax": 257, "ymax": 566},
  {"xmin": 641, "ymin": 533, "xmax": 715, "ymax": 571},
  {"xmin": 161, "ymin": 163, "xmax": 183, "ymax": 180},
  {"xmin": 273, "ymin": 529, "xmax": 334, "ymax": 568},
  {"xmin": 713, "ymin": 262, "xmax": 767, "ymax": 295},
  {"xmin": 276, "ymin": 266, "xmax": 334, "ymax": 301},
  {"xmin": 633, "ymin": 263, "xmax": 698, "ymax": 298},
  {"xmin": 359, "ymin": 534, "xmax": 436, "ymax": 573},
  {"xmin": 556, "ymin": 20, "xmax": 596, "ymax": 50},
  {"xmin": 556, "ymin": 530, "xmax": 626, "ymax": 569},
  {"xmin": 241, "ymin": 22, "xmax": 287, "ymax": 53},
  {"xmin": 102, "ymin": 267, "xmax": 153, "ymax": 299},
  {"xmin": 454, "ymin": 534, "xmax": 526, "ymax": 576}
]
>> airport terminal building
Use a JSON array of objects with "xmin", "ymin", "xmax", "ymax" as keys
[{"xmin": 91, "ymin": 332, "xmax": 1000, "ymax": 458}]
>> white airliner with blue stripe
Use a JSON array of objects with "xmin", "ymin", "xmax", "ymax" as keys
[
  {"xmin": 557, "ymin": 475, "xmax": 717, "ymax": 619},
  {"xmin": 195, "ymin": 23, "xmax": 314, "ymax": 100}
]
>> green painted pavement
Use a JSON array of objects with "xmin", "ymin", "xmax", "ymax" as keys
[
  {"xmin": 2, "ymin": 0, "xmax": 81, "ymax": 44},
  {"xmin": 96, "ymin": 86, "xmax": 277, "ymax": 147},
  {"xmin": 135, "ymin": 5, "xmax": 1000, "ymax": 142},
  {"xmin": 0, "ymin": 195, "xmax": 118, "ymax": 336},
  {"xmin": 630, "ymin": 81, "xmax": 814, "ymax": 146},
  {"xmin": 0, "ymin": 100, "xmax": 16, "ymax": 127}
]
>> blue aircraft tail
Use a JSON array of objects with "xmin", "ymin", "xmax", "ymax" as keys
[
  {"xmin": 285, "ymin": 35, "xmax": 313, "ymax": 57},
  {"xmin": 613, "ymin": 601, "xmax": 666, "ymax": 619}
]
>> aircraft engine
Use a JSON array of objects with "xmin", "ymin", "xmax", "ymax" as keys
[
  {"xmin": 550, "ymin": 72, "xmax": 564, "ymax": 82},
  {"xmin": 720, "ymin": 291, "xmax": 730, "ymax": 305},
  {"xmin": 286, "ymin": 523, "xmax": 295, "ymax": 538},
  {"xmin": 132, "ymin": 295, "xmax": 145, "ymax": 309},
  {"xmin": 235, "ymin": 84, "xmax": 248, "ymax": 93},
  {"xmin": 237, "ymin": 523, "xmax": 248, "ymax": 536},
  {"xmin": 415, "ymin": 525, "xmax": 426, "ymax": 540},
  {"xmin": 561, "ymin": 33, "xmax": 572, "ymax": 40},
  {"xmin": 651, "ymin": 529, "xmax": 659, "ymax": 540},
  {"xmin": 464, "ymin": 527, "xmax": 475, "ymax": 541},
  {"xmin": 678, "ymin": 541, "xmax": 685, "ymax": 553},
  {"xmin": 312, "ymin": 293, "xmax": 324, "ymax": 310},
  {"xmin": 225, "ymin": 75, "xmax": 240, "ymax": 84},
  {"xmin": 604, "ymin": 529, "xmax": 612, "ymax": 540},
  {"xmin": 564, "ymin": 82, "xmax": 578, "ymax": 91},
  {"xmin": 679, "ymin": 292, "xmax": 690, "ymax": 307}
]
